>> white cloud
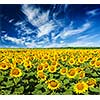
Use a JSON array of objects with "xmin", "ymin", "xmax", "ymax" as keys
[
  {"xmin": 60, "ymin": 41, "xmax": 64, "ymax": 44},
  {"xmin": 77, "ymin": 34, "xmax": 99, "ymax": 41},
  {"xmin": 67, "ymin": 41, "xmax": 100, "ymax": 47},
  {"xmin": 67, "ymin": 34, "xmax": 100, "ymax": 47},
  {"xmin": 60, "ymin": 22, "xmax": 91, "ymax": 39},
  {"xmin": 2, "ymin": 34, "xmax": 25, "ymax": 45},
  {"xmin": 86, "ymin": 9, "xmax": 100, "ymax": 16},
  {"xmin": 9, "ymin": 19, "xmax": 14, "ymax": 23},
  {"xmin": 77, "ymin": 35, "xmax": 89, "ymax": 40},
  {"xmin": 37, "ymin": 20, "xmax": 56, "ymax": 38},
  {"xmin": 22, "ymin": 4, "xmax": 50, "ymax": 27},
  {"xmin": 44, "ymin": 42, "xmax": 66, "ymax": 48},
  {"xmin": 1, "ymin": 31, "xmax": 6, "ymax": 33}
]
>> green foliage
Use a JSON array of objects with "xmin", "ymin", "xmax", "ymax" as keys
[{"xmin": 13, "ymin": 86, "xmax": 24, "ymax": 94}]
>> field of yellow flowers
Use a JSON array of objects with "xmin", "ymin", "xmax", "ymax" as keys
[{"xmin": 0, "ymin": 48, "xmax": 100, "ymax": 95}]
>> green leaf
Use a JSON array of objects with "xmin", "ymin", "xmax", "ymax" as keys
[
  {"xmin": 59, "ymin": 76, "xmax": 65, "ymax": 80},
  {"xmin": 89, "ymin": 87, "xmax": 100, "ymax": 93},
  {"xmin": 0, "ymin": 90, "xmax": 11, "ymax": 95},
  {"xmin": 32, "ymin": 89, "xmax": 42, "ymax": 95},
  {"xmin": 3, "ymin": 80, "xmax": 14, "ymax": 88},
  {"xmin": 29, "ymin": 79, "xmax": 34, "ymax": 82},
  {"xmin": 29, "ymin": 72, "xmax": 35, "ymax": 76},
  {"xmin": 35, "ymin": 84, "xmax": 43, "ymax": 89},
  {"xmin": 64, "ymin": 89, "xmax": 73, "ymax": 95},
  {"xmin": 18, "ymin": 65, "xmax": 24, "ymax": 70},
  {"xmin": 13, "ymin": 78, "xmax": 21, "ymax": 85},
  {"xmin": 14, "ymin": 86, "xmax": 24, "ymax": 94},
  {"xmin": 92, "ymin": 72, "xmax": 98, "ymax": 77},
  {"xmin": 83, "ymin": 91, "xmax": 88, "ymax": 95},
  {"xmin": 95, "ymin": 78, "xmax": 100, "ymax": 82},
  {"xmin": 22, "ymin": 79, "xmax": 29, "ymax": 84},
  {"xmin": 49, "ymin": 74, "xmax": 54, "ymax": 79},
  {"xmin": 85, "ymin": 68, "xmax": 92, "ymax": 74},
  {"xmin": 63, "ymin": 79, "xmax": 69, "ymax": 85},
  {"xmin": 0, "ymin": 76, "xmax": 4, "ymax": 82}
]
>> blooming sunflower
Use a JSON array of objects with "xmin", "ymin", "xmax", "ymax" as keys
[
  {"xmin": 46, "ymin": 79, "xmax": 60, "ymax": 90},
  {"xmin": 66, "ymin": 68, "xmax": 77, "ymax": 78},
  {"xmin": 78, "ymin": 57, "xmax": 85, "ymax": 64},
  {"xmin": 68, "ymin": 58, "xmax": 75, "ymax": 65},
  {"xmin": 37, "ymin": 71, "xmax": 47, "ymax": 81},
  {"xmin": 60, "ymin": 67, "xmax": 67, "ymax": 75},
  {"xmin": 79, "ymin": 71, "xmax": 85, "ymax": 79},
  {"xmin": 48, "ymin": 65, "xmax": 57, "ymax": 73},
  {"xmin": 87, "ymin": 78, "xmax": 96, "ymax": 87},
  {"xmin": 95, "ymin": 60, "xmax": 100, "ymax": 68},
  {"xmin": 42, "ymin": 62, "xmax": 49, "ymax": 70},
  {"xmin": 76, "ymin": 67, "xmax": 83, "ymax": 73},
  {"xmin": 24, "ymin": 61, "xmax": 32, "ymax": 70},
  {"xmin": 37, "ymin": 64, "xmax": 44, "ymax": 72},
  {"xmin": 0, "ymin": 62, "xmax": 9, "ymax": 70},
  {"xmin": 74, "ymin": 81, "xmax": 88, "ymax": 94},
  {"xmin": 10, "ymin": 68, "xmax": 22, "ymax": 78}
]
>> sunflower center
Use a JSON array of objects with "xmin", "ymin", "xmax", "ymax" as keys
[
  {"xmin": 70, "ymin": 60, "xmax": 74, "ymax": 63},
  {"xmin": 96, "ymin": 61, "xmax": 100, "ymax": 66},
  {"xmin": 87, "ymin": 80, "xmax": 95, "ymax": 86},
  {"xmin": 50, "ymin": 67, "xmax": 55, "ymax": 71},
  {"xmin": 62, "ymin": 68, "xmax": 66, "ymax": 73},
  {"xmin": 52, "ymin": 62, "xmax": 56, "ymax": 65},
  {"xmin": 27, "ymin": 66, "xmax": 30, "ymax": 68},
  {"xmin": 50, "ymin": 81, "xmax": 58, "ymax": 87},
  {"xmin": 45, "ymin": 64, "xmax": 48, "ymax": 68},
  {"xmin": 80, "ymin": 58, "xmax": 84, "ymax": 62},
  {"xmin": 2, "ymin": 64, "xmax": 6, "ymax": 68},
  {"xmin": 69, "ymin": 70, "xmax": 75, "ymax": 76},
  {"xmin": 77, "ymin": 83, "xmax": 84, "ymax": 90},
  {"xmin": 38, "ymin": 65, "xmax": 43, "ymax": 70},
  {"xmin": 39, "ymin": 74, "xmax": 44, "ymax": 78},
  {"xmin": 12, "ymin": 69, "xmax": 19, "ymax": 75},
  {"xmin": 91, "ymin": 60, "xmax": 95, "ymax": 64}
]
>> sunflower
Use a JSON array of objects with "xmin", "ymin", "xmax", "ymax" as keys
[
  {"xmin": 76, "ymin": 67, "xmax": 83, "ymax": 73},
  {"xmin": 60, "ymin": 67, "xmax": 67, "ymax": 75},
  {"xmin": 37, "ymin": 71, "xmax": 47, "ymax": 81},
  {"xmin": 0, "ymin": 62, "xmax": 9, "ymax": 70},
  {"xmin": 10, "ymin": 68, "xmax": 22, "ymax": 78},
  {"xmin": 48, "ymin": 65, "xmax": 57, "ymax": 73},
  {"xmin": 68, "ymin": 58, "xmax": 75, "ymax": 65},
  {"xmin": 51, "ymin": 61, "xmax": 57, "ymax": 66},
  {"xmin": 87, "ymin": 78, "xmax": 96, "ymax": 87},
  {"xmin": 78, "ymin": 57, "xmax": 85, "ymax": 64},
  {"xmin": 90, "ymin": 58, "xmax": 97, "ymax": 66},
  {"xmin": 46, "ymin": 79, "xmax": 60, "ymax": 90},
  {"xmin": 42, "ymin": 62, "xmax": 49, "ymax": 70},
  {"xmin": 74, "ymin": 81, "xmax": 88, "ymax": 94},
  {"xmin": 61, "ymin": 56, "xmax": 67, "ymax": 62},
  {"xmin": 24, "ymin": 61, "xmax": 32, "ymax": 70},
  {"xmin": 37, "ymin": 64, "xmax": 44, "ymax": 72},
  {"xmin": 79, "ymin": 71, "xmax": 85, "ymax": 79},
  {"xmin": 66, "ymin": 68, "xmax": 77, "ymax": 78},
  {"xmin": 95, "ymin": 60, "xmax": 100, "ymax": 68}
]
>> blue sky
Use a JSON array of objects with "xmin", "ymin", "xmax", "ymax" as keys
[{"xmin": 0, "ymin": 4, "xmax": 100, "ymax": 48}]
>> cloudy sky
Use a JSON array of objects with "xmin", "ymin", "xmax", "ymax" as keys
[{"xmin": 0, "ymin": 4, "xmax": 100, "ymax": 48}]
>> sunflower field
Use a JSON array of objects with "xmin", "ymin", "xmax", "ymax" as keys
[{"xmin": 0, "ymin": 48, "xmax": 100, "ymax": 95}]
